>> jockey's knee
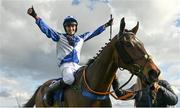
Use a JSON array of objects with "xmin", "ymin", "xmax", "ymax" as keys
[
  {"xmin": 62, "ymin": 67, "xmax": 76, "ymax": 85},
  {"xmin": 63, "ymin": 76, "xmax": 75, "ymax": 85}
]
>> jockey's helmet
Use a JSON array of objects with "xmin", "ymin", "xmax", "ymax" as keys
[{"xmin": 63, "ymin": 16, "xmax": 78, "ymax": 33}]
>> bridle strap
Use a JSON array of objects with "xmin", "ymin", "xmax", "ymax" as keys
[
  {"xmin": 82, "ymin": 68, "xmax": 113, "ymax": 95},
  {"xmin": 115, "ymin": 47, "xmax": 151, "ymax": 90},
  {"xmin": 82, "ymin": 67, "xmax": 137, "ymax": 100},
  {"xmin": 82, "ymin": 39, "xmax": 152, "ymax": 100},
  {"xmin": 119, "ymin": 74, "xmax": 134, "ymax": 89}
]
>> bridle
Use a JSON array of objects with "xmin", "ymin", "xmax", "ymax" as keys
[
  {"xmin": 82, "ymin": 33, "xmax": 153, "ymax": 100},
  {"xmin": 115, "ymin": 33, "xmax": 153, "ymax": 86}
]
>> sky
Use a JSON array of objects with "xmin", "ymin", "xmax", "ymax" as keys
[{"xmin": 0, "ymin": 0, "xmax": 180, "ymax": 107}]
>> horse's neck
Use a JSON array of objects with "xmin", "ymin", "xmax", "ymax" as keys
[{"xmin": 86, "ymin": 39, "xmax": 118, "ymax": 91}]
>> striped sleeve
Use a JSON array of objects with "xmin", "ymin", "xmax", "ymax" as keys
[
  {"xmin": 80, "ymin": 25, "xmax": 106, "ymax": 42},
  {"xmin": 36, "ymin": 18, "xmax": 60, "ymax": 42}
]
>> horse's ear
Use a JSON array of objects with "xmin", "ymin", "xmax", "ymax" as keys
[
  {"xmin": 119, "ymin": 17, "xmax": 126, "ymax": 35},
  {"xmin": 131, "ymin": 21, "xmax": 139, "ymax": 34}
]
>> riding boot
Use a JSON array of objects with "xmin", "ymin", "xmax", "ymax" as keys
[
  {"xmin": 112, "ymin": 77, "xmax": 125, "ymax": 97},
  {"xmin": 44, "ymin": 79, "xmax": 69, "ymax": 106}
]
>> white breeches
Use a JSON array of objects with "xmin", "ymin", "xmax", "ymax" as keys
[{"xmin": 58, "ymin": 62, "xmax": 81, "ymax": 85}]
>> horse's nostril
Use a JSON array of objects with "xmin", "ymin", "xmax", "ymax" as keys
[{"xmin": 148, "ymin": 69, "xmax": 158, "ymax": 82}]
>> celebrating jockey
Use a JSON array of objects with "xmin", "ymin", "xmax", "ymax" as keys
[{"xmin": 27, "ymin": 6, "xmax": 113, "ymax": 106}]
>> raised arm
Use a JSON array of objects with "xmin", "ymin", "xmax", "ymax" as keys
[
  {"xmin": 27, "ymin": 6, "xmax": 60, "ymax": 42},
  {"xmin": 80, "ymin": 18, "xmax": 113, "ymax": 42}
]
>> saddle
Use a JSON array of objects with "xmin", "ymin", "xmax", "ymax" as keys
[
  {"xmin": 48, "ymin": 65, "xmax": 109, "ymax": 106},
  {"xmin": 48, "ymin": 66, "xmax": 86, "ymax": 106}
]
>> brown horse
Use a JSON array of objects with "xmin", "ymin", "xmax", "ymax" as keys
[{"xmin": 24, "ymin": 18, "xmax": 160, "ymax": 107}]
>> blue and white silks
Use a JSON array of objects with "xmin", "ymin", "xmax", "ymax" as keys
[{"xmin": 36, "ymin": 18, "xmax": 106, "ymax": 84}]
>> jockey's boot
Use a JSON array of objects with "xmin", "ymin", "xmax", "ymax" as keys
[
  {"xmin": 44, "ymin": 79, "xmax": 69, "ymax": 106},
  {"xmin": 112, "ymin": 77, "xmax": 125, "ymax": 97}
]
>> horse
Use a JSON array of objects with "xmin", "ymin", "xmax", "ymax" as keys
[{"xmin": 24, "ymin": 18, "xmax": 160, "ymax": 107}]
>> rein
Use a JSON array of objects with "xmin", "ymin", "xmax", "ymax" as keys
[
  {"xmin": 82, "ymin": 67, "xmax": 134, "ymax": 100},
  {"xmin": 83, "ymin": 39, "xmax": 150, "ymax": 100},
  {"xmin": 115, "ymin": 35, "xmax": 152, "ymax": 86},
  {"xmin": 82, "ymin": 51, "xmax": 151, "ymax": 100},
  {"xmin": 82, "ymin": 68, "xmax": 113, "ymax": 95},
  {"xmin": 82, "ymin": 29, "xmax": 152, "ymax": 100},
  {"xmin": 114, "ymin": 53, "xmax": 151, "ymax": 94}
]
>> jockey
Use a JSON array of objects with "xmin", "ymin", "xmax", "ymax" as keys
[{"xmin": 27, "ymin": 6, "xmax": 113, "ymax": 106}]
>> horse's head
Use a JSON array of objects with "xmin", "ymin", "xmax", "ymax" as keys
[{"xmin": 113, "ymin": 17, "xmax": 160, "ymax": 85}]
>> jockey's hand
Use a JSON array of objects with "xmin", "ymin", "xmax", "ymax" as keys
[
  {"xmin": 27, "ymin": 6, "xmax": 37, "ymax": 18},
  {"xmin": 151, "ymin": 82, "xmax": 160, "ymax": 92},
  {"xmin": 105, "ymin": 18, "xmax": 113, "ymax": 27},
  {"xmin": 117, "ymin": 90, "xmax": 135, "ymax": 100}
]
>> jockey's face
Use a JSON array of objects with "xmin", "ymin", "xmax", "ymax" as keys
[{"xmin": 65, "ymin": 24, "xmax": 77, "ymax": 36}]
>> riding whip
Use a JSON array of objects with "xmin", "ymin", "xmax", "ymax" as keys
[{"xmin": 110, "ymin": 14, "xmax": 112, "ymax": 40}]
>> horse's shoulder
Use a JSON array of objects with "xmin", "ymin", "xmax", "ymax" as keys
[{"xmin": 74, "ymin": 66, "xmax": 86, "ymax": 84}]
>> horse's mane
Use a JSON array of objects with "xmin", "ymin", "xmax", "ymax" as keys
[
  {"xmin": 86, "ymin": 58, "xmax": 95, "ymax": 66},
  {"xmin": 86, "ymin": 31, "xmax": 138, "ymax": 66},
  {"xmin": 86, "ymin": 40, "xmax": 112, "ymax": 66}
]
